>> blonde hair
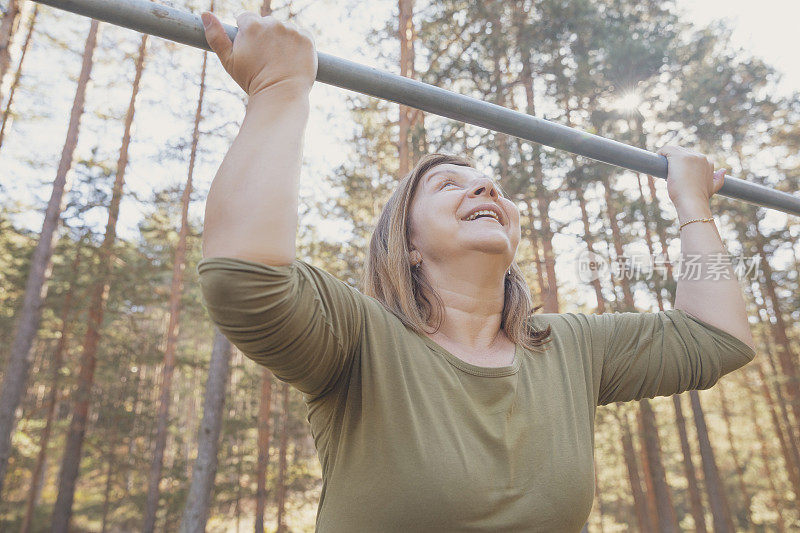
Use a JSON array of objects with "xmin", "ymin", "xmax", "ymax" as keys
[{"xmin": 361, "ymin": 153, "xmax": 552, "ymax": 352}]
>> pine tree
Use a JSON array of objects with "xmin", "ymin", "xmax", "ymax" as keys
[
  {"xmin": 0, "ymin": 4, "xmax": 36, "ymax": 151},
  {"xmin": 51, "ymin": 33, "xmax": 149, "ymax": 531},
  {"xmin": 275, "ymin": 382, "xmax": 291, "ymax": 533},
  {"xmin": 179, "ymin": 330, "xmax": 233, "ymax": 532},
  {"xmin": 0, "ymin": 18, "xmax": 101, "ymax": 496},
  {"xmin": 143, "ymin": 40, "xmax": 208, "ymax": 533},
  {"xmin": 0, "ymin": 0, "xmax": 24, "ymax": 92},
  {"xmin": 19, "ymin": 232, "xmax": 86, "ymax": 533}
]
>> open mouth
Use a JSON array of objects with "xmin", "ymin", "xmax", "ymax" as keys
[{"xmin": 464, "ymin": 209, "xmax": 502, "ymax": 224}]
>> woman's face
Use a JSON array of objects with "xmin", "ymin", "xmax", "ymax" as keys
[{"xmin": 407, "ymin": 163, "xmax": 521, "ymax": 268}]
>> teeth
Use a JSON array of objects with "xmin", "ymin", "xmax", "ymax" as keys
[{"xmin": 466, "ymin": 209, "xmax": 500, "ymax": 222}]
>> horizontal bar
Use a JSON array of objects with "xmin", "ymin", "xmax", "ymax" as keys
[{"xmin": 32, "ymin": 0, "xmax": 800, "ymax": 217}]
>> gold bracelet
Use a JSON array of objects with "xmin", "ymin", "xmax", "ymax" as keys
[{"xmin": 679, "ymin": 217, "xmax": 714, "ymax": 231}]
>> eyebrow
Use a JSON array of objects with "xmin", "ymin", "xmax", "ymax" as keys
[
  {"xmin": 426, "ymin": 169, "xmax": 458, "ymax": 183},
  {"xmin": 426, "ymin": 169, "xmax": 505, "ymax": 194},
  {"xmin": 425, "ymin": 169, "xmax": 475, "ymax": 186}
]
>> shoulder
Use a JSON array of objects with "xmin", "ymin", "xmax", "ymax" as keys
[
  {"xmin": 529, "ymin": 311, "xmax": 597, "ymax": 336},
  {"xmin": 296, "ymin": 260, "xmax": 410, "ymax": 327},
  {"xmin": 526, "ymin": 312, "xmax": 605, "ymax": 364}
]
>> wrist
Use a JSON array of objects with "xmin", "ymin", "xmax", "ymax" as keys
[
  {"xmin": 674, "ymin": 198, "xmax": 712, "ymax": 223},
  {"xmin": 248, "ymin": 78, "xmax": 313, "ymax": 103},
  {"xmin": 244, "ymin": 83, "xmax": 311, "ymax": 121}
]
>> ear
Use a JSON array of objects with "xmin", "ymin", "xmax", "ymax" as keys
[{"xmin": 409, "ymin": 249, "xmax": 422, "ymax": 266}]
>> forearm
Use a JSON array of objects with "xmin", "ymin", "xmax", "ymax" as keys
[
  {"xmin": 202, "ymin": 83, "xmax": 310, "ymax": 265},
  {"xmin": 673, "ymin": 200, "xmax": 756, "ymax": 350}
]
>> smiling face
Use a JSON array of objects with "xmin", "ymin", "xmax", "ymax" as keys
[{"xmin": 407, "ymin": 163, "xmax": 521, "ymax": 268}]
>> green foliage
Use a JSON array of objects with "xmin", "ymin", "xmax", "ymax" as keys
[{"xmin": 0, "ymin": 0, "xmax": 798, "ymax": 531}]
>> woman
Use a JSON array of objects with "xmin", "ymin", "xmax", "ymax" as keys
[{"xmin": 197, "ymin": 11, "xmax": 756, "ymax": 532}]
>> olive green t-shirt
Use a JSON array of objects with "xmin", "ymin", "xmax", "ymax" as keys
[{"xmin": 197, "ymin": 257, "xmax": 755, "ymax": 533}]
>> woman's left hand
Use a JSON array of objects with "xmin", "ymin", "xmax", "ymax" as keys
[{"xmin": 657, "ymin": 145, "xmax": 726, "ymax": 210}]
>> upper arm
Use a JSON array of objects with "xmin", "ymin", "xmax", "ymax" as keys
[
  {"xmin": 576, "ymin": 309, "xmax": 755, "ymax": 405},
  {"xmin": 197, "ymin": 257, "xmax": 365, "ymax": 399}
]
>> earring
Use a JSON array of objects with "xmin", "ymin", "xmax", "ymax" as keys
[{"xmin": 410, "ymin": 250, "xmax": 422, "ymax": 268}]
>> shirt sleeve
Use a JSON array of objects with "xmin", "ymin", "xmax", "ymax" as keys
[
  {"xmin": 197, "ymin": 256, "xmax": 366, "ymax": 400},
  {"xmin": 574, "ymin": 308, "xmax": 755, "ymax": 405}
]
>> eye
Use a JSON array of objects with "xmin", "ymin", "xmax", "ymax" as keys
[{"xmin": 440, "ymin": 180, "xmax": 458, "ymax": 189}]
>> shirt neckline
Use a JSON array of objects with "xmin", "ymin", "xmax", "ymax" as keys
[{"xmin": 418, "ymin": 334, "xmax": 522, "ymax": 377}]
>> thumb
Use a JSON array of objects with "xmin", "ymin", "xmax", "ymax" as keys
[
  {"xmin": 201, "ymin": 12, "xmax": 233, "ymax": 64},
  {"xmin": 712, "ymin": 168, "xmax": 726, "ymax": 195}
]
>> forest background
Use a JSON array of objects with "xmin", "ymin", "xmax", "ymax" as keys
[{"xmin": 0, "ymin": 0, "xmax": 798, "ymax": 531}]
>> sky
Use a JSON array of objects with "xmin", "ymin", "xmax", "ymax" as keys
[{"xmin": 675, "ymin": 0, "xmax": 800, "ymax": 96}]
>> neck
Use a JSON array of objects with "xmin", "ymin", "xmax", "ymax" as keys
[{"xmin": 418, "ymin": 258, "xmax": 507, "ymax": 350}]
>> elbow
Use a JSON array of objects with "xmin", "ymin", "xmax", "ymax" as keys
[
  {"xmin": 737, "ymin": 325, "xmax": 757, "ymax": 358},
  {"xmin": 202, "ymin": 231, "xmax": 295, "ymax": 266},
  {"xmin": 744, "ymin": 340, "xmax": 757, "ymax": 356},
  {"xmin": 743, "ymin": 327, "xmax": 757, "ymax": 355}
]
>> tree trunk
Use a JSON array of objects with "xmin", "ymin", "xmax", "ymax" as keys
[
  {"xmin": 689, "ymin": 390, "xmax": 735, "ymax": 532},
  {"xmin": 521, "ymin": 198, "xmax": 548, "ymax": 305},
  {"xmin": 750, "ymin": 329, "xmax": 800, "ymax": 501},
  {"xmin": 519, "ymin": 50, "xmax": 558, "ymax": 312},
  {"xmin": 185, "ymin": 356, "xmax": 199, "ymax": 480},
  {"xmin": 0, "ymin": 3, "xmax": 36, "ymax": 151},
  {"xmin": 636, "ymin": 410, "xmax": 659, "ymax": 530},
  {"xmin": 397, "ymin": 0, "xmax": 415, "ymax": 176},
  {"xmin": 615, "ymin": 407, "xmax": 650, "ymax": 532},
  {"xmin": 275, "ymin": 382, "xmax": 290, "ymax": 533},
  {"xmin": 51, "ymin": 33, "xmax": 148, "ymax": 532},
  {"xmin": 593, "ymin": 466, "xmax": 605, "ymax": 533},
  {"xmin": 761, "ymin": 333, "xmax": 800, "ymax": 476},
  {"xmin": 255, "ymin": 368, "xmax": 273, "ymax": 533},
  {"xmin": 235, "ymin": 432, "xmax": 244, "ymax": 533},
  {"xmin": 577, "ymin": 190, "xmax": 606, "ymax": 313},
  {"xmin": 599, "ymin": 175, "xmax": 636, "ymax": 312},
  {"xmin": 487, "ymin": 8, "xmax": 510, "ymax": 181},
  {"xmin": 124, "ymin": 354, "xmax": 144, "ymax": 494},
  {"xmin": 637, "ymin": 400, "xmax": 679, "ymax": 532},
  {"xmin": 0, "ymin": 18, "xmax": 100, "ymax": 496},
  {"xmin": 745, "ymin": 375, "xmax": 787, "ymax": 532},
  {"xmin": 515, "ymin": 36, "xmax": 545, "ymax": 256},
  {"xmin": 715, "ymin": 380, "xmax": 752, "ymax": 528},
  {"xmin": 529, "ymin": 172, "xmax": 558, "ymax": 312},
  {"xmin": 20, "ymin": 239, "xmax": 84, "ymax": 533},
  {"xmin": 178, "ymin": 330, "xmax": 233, "ymax": 533},
  {"xmin": 753, "ymin": 235, "xmax": 800, "ymax": 432},
  {"xmin": 633, "ymin": 174, "xmax": 664, "ymax": 310},
  {"xmin": 671, "ymin": 395, "xmax": 707, "ymax": 533},
  {"xmin": 0, "ymin": 0, "xmax": 24, "ymax": 90},
  {"xmin": 100, "ymin": 440, "xmax": 116, "ymax": 533},
  {"xmin": 143, "ymin": 44, "xmax": 207, "ymax": 533}
]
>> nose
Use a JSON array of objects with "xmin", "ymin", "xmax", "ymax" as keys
[{"xmin": 468, "ymin": 176, "xmax": 500, "ymax": 199}]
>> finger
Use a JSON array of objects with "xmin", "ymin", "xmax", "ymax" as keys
[
  {"xmin": 291, "ymin": 25, "xmax": 316, "ymax": 47},
  {"xmin": 299, "ymin": 27, "xmax": 316, "ymax": 45},
  {"xmin": 202, "ymin": 12, "xmax": 233, "ymax": 64},
  {"xmin": 656, "ymin": 144, "xmax": 677, "ymax": 156},
  {"xmin": 236, "ymin": 11, "xmax": 259, "ymax": 29},
  {"xmin": 712, "ymin": 168, "xmax": 726, "ymax": 194}
]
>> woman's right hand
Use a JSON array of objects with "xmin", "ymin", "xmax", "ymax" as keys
[{"xmin": 201, "ymin": 11, "xmax": 317, "ymax": 97}]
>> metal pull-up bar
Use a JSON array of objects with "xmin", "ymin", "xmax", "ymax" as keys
[{"xmin": 32, "ymin": 0, "xmax": 800, "ymax": 217}]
